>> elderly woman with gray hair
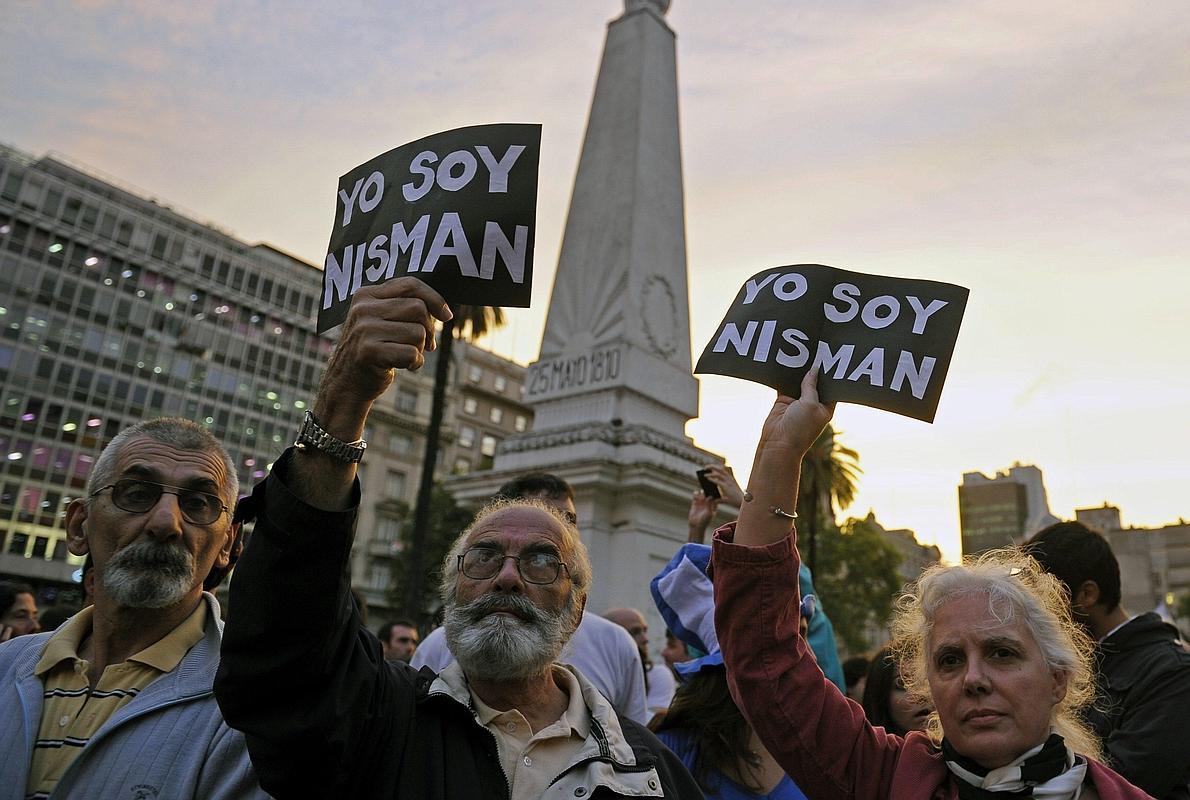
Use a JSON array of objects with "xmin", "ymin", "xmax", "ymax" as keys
[{"xmin": 710, "ymin": 371, "xmax": 1150, "ymax": 800}]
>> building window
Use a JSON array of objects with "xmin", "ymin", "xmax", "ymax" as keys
[
  {"xmin": 368, "ymin": 562, "xmax": 392, "ymax": 591},
  {"xmin": 396, "ymin": 388, "xmax": 418, "ymax": 414},
  {"xmin": 514, "ymin": 414, "xmax": 528, "ymax": 432},
  {"xmin": 376, "ymin": 517, "xmax": 401, "ymax": 544},
  {"xmin": 489, "ymin": 406, "xmax": 503, "ymax": 424},
  {"xmin": 386, "ymin": 470, "xmax": 406, "ymax": 500},
  {"xmin": 467, "ymin": 365, "xmax": 482, "ymax": 383},
  {"xmin": 494, "ymin": 375, "xmax": 507, "ymax": 393},
  {"xmin": 392, "ymin": 433, "xmax": 413, "ymax": 455},
  {"xmin": 458, "ymin": 425, "xmax": 476, "ymax": 448},
  {"xmin": 462, "ymin": 397, "xmax": 478, "ymax": 415},
  {"xmin": 7, "ymin": 532, "xmax": 28, "ymax": 555},
  {"xmin": 479, "ymin": 435, "xmax": 499, "ymax": 469},
  {"xmin": 453, "ymin": 457, "xmax": 472, "ymax": 475}
]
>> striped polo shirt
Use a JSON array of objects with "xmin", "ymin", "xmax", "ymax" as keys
[{"xmin": 25, "ymin": 601, "xmax": 207, "ymax": 799}]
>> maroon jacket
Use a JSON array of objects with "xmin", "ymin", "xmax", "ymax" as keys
[{"xmin": 710, "ymin": 525, "xmax": 1152, "ymax": 800}]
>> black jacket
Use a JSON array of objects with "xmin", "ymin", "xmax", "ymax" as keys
[
  {"xmin": 215, "ymin": 450, "xmax": 701, "ymax": 799},
  {"xmin": 1087, "ymin": 612, "xmax": 1190, "ymax": 800}
]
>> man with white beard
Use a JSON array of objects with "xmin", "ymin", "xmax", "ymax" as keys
[
  {"xmin": 215, "ymin": 278, "xmax": 700, "ymax": 800},
  {"xmin": 0, "ymin": 418, "xmax": 265, "ymax": 799},
  {"xmin": 412, "ymin": 472, "xmax": 650, "ymax": 725}
]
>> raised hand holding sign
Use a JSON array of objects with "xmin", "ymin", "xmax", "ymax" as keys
[
  {"xmin": 318, "ymin": 123, "xmax": 541, "ymax": 332},
  {"xmin": 695, "ymin": 264, "xmax": 969, "ymax": 422}
]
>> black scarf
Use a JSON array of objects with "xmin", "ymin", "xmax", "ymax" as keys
[{"xmin": 942, "ymin": 734, "xmax": 1083, "ymax": 799}]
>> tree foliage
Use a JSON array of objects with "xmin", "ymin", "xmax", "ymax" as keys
[
  {"xmin": 812, "ymin": 515, "xmax": 903, "ymax": 654},
  {"xmin": 451, "ymin": 304, "xmax": 506, "ymax": 340},
  {"xmin": 391, "ymin": 483, "xmax": 475, "ymax": 627},
  {"xmin": 796, "ymin": 423, "xmax": 862, "ymax": 573}
]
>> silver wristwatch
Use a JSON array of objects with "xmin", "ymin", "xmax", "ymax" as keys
[{"xmin": 293, "ymin": 410, "xmax": 368, "ymax": 464}]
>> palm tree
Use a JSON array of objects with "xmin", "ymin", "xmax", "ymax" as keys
[
  {"xmin": 795, "ymin": 424, "xmax": 861, "ymax": 574},
  {"xmin": 401, "ymin": 305, "xmax": 505, "ymax": 623}
]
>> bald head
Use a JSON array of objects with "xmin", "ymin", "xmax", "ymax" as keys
[{"xmin": 605, "ymin": 607, "xmax": 649, "ymax": 660}]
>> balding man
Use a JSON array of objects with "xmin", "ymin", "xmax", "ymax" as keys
[
  {"xmin": 604, "ymin": 607, "xmax": 676, "ymax": 726},
  {"xmin": 215, "ymin": 279, "xmax": 699, "ymax": 799}
]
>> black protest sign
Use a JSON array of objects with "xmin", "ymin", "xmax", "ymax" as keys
[
  {"xmin": 318, "ymin": 123, "xmax": 541, "ymax": 332},
  {"xmin": 695, "ymin": 264, "xmax": 969, "ymax": 422}
]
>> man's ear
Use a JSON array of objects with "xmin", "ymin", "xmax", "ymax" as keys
[
  {"xmin": 213, "ymin": 521, "xmax": 241, "ymax": 571},
  {"xmin": 65, "ymin": 499, "xmax": 91, "ymax": 557},
  {"xmin": 1074, "ymin": 580, "xmax": 1101, "ymax": 611}
]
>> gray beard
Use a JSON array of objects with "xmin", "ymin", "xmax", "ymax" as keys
[
  {"xmin": 102, "ymin": 539, "xmax": 196, "ymax": 609},
  {"xmin": 444, "ymin": 592, "xmax": 575, "ymax": 682}
]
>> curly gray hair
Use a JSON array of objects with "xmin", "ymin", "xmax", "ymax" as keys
[{"xmin": 439, "ymin": 497, "xmax": 591, "ymax": 609}]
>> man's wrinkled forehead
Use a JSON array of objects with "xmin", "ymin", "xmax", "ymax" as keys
[
  {"xmin": 114, "ymin": 437, "xmax": 228, "ymax": 490},
  {"xmin": 465, "ymin": 506, "xmax": 568, "ymax": 551}
]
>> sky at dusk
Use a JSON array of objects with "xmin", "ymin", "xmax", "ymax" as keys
[{"xmin": 5, "ymin": 1, "xmax": 1189, "ymax": 563}]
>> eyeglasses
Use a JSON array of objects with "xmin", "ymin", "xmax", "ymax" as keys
[
  {"xmin": 458, "ymin": 547, "xmax": 570, "ymax": 585},
  {"xmin": 91, "ymin": 479, "xmax": 229, "ymax": 525}
]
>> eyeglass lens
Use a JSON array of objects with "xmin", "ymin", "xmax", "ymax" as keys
[
  {"xmin": 110, "ymin": 479, "xmax": 224, "ymax": 524},
  {"xmin": 461, "ymin": 548, "xmax": 563, "ymax": 584}
]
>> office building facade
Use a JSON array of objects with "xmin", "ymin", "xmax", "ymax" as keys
[
  {"xmin": 0, "ymin": 144, "xmax": 332, "ymax": 603},
  {"xmin": 0, "ymin": 144, "xmax": 531, "ymax": 617},
  {"xmin": 958, "ymin": 463, "xmax": 1058, "ymax": 556}
]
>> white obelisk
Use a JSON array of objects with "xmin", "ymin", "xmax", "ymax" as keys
[{"xmin": 450, "ymin": 0, "xmax": 727, "ymax": 626}]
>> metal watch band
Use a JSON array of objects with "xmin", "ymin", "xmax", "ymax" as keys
[{"xmin": 293, "ymin": 410, "xmax": 367, "ymax": 464}]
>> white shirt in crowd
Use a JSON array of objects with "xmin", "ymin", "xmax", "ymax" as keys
[{"xmin": 645, "ymin": 662, "xmax": 676, "ymax": 718}]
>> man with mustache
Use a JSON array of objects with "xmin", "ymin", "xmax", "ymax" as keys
[
  {"xmin": 0, "ymin": 418, "xmax": 265, "ymax": 799},
  {"xmin": 215, "ymin": 279, "xmax": 700, "ymax": 799},
  {"xmin": 412, "ymin": 472, "xmax": 650, "ymax": 725}
]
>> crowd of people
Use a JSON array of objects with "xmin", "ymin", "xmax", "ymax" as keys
[{"xmin": 1, "ymin": 276, "xmax": 1188, "ymax": 799}]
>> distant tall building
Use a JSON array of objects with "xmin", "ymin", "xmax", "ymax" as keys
[
  {"xmin": 958, "ymin": 463, "xmax": 1058, "ymax": 556},
  {"xmin": 0, "ymin": 143, "xmax": 531, "ymax": 618}
]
